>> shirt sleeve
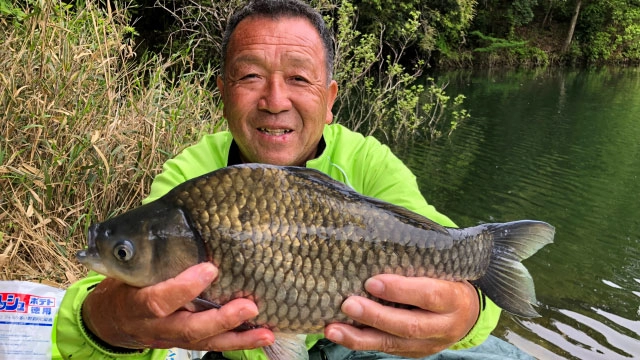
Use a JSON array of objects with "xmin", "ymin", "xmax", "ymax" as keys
[
  {"xmin": 143, "ymin": 133, "xmax": 232, "ymax": 204},
  {"xmin": 54, "ymin": 273, "xmax": 168, "ymax": 359}
]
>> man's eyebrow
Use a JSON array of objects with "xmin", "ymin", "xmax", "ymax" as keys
[
  {"xmin": 231, "ymin": 53, "xmax": 263, "ymax": 64},
  {"xmin": 283, "ymin": 49, "xmax": 316, "ymax": 62},
  {"xmin": 286, "ymin": 55, "xmax": 315, "ymax": 68}
]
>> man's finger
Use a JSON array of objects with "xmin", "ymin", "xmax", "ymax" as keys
[
  {"xmin": 325, "ymin": 323, "xmax": 447, "ymax": 356},
  {"xmin": 138, "ymin": 263, "xmax": 218, "ymax": 317},
  {"xmin": 145, "ymin": 298, "xmax": 266, "ymax": 348},
  {"xmin": 338, "ymin": 296, "xmax": 446, "ymax": 339},
  {"xmin": 154, "ymin": 298, "xmax": 260, "ymax": 339},
  {"xmin": 365, "ymin": 274, "xmax": 470, "ymax": 313}
]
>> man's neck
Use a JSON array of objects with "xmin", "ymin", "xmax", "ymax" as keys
[{"xmin": 227, "ymin": 137, "xmax": 326, "ymax": 166}]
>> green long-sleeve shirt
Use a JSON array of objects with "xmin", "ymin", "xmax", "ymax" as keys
[{"xmin": 54, "ymin": 124, "xmax": 501, "ymax": 359}]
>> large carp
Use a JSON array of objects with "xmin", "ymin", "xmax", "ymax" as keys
[{"xmin": 77, "ymin": 164, "xmax": 554, "ymax": 359}]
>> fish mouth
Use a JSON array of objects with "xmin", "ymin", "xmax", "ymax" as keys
[
  {"xmin": 76, "ymin": 247, "xmax": 110, "ymax": 275},
  {"xmin": 76, "ymin": 223, "xmax": 108, "ymax": 274},
  {"xmin": 258, "ymin": 127, "xmax": 292, "ymax": 136}
]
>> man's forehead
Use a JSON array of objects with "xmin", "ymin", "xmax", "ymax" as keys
[
  {"xmin": 231, "ymin": 15, "xmax": 321, "ymax": 42},
  {"xmin": 227, "ymin": 17, "xmax": 324, "ymax": 58},
  {"xmin": 231, "ymin": 50, "xmax": 317, "ymax": 63}
]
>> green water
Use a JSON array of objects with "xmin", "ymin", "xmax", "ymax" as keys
[{"xmin": 392, "ymin": 67, "xmax": 640, "ymax": 359}]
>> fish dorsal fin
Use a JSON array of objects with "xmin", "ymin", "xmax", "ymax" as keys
[
  {"xmin": 281, "ymin": 165, "xmax": 341, "ymax": 184},
  {"xmin": 366, "ymin": 197, "xmax": 449, "ymax": 232},
  {"xmin": 283, "ymin": 166, "xmax": 448, "ymax": 233},
  {"xmin": 262, "ymin": 334, "xmax": 308, "ymax": 360}
]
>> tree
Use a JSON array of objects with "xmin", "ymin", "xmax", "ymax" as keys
[{"xmin": 562, "ymin": 0, "xmax": 582, "ymax": 53}]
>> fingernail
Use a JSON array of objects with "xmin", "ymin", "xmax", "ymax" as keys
[
  {"xmin": 199, "ymin": 263, "xmax": 217, "ymax": 284},
  {"xmin": 238, "ymin": 305, "xmax": 259, "ymax": 319},
  {"xmin": 341, "ymin": 297, "xmax": 363, "ymax": 317},
  {"xmin": 256, "ymin": 337, "xmax": 274, "ymax": 348},
  {"xmin": 364, "ymin": 278, "xmax": 385, "ymax": 295},
  {"xmin": 325, "ymin": 328, "xmax": 344, "ymax": 343}
]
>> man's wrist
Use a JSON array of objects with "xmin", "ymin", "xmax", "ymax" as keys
[
  {"xmin": 450, "ymin": 284, "xmax": 501, "ymax": 350},
  {"xmin": 80, "ymin": 295, "xmax": 147, "ymax": 354}
]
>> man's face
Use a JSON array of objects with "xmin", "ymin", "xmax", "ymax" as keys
[{"xmin": 217, "ymin": 16, "xmax": 338, "ymax": 166}]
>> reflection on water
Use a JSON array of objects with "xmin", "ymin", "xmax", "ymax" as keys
[
  {"xmin": 505, "ymin": 308, "xmax": 640, "ymax": 359},
  {"xmin": 390, "ymin": 67, "xmax": 640, "ymax": 359},
  {"xmin": 504, "ymin": 308, "xmax": 640, "ymax": 359}
]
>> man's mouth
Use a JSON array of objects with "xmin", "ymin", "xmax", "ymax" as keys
[{"xmin": 258, "ymin": 128, "xmax": 292, "ymax": 136}]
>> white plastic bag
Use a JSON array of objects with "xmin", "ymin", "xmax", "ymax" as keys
[
  {"xmin": 0, "ymin": 281, "xmax": 206, "ymax": 360},
  {"xmin": 0, "ymin": 281, "xmax": 65, "ymax": 359}
]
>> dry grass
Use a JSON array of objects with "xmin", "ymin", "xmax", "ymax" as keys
[{"xmin": 0, "ymin": 1, "xmax": 223, "ymax": 287}]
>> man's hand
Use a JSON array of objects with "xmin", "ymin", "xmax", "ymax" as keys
[
  {"xmin": 325, "ymin": 275, "xmax": 479, "ymax": 358},
  {"xmin": 82, "ymin": 263, "xmax": 275, "ymax": 351}
]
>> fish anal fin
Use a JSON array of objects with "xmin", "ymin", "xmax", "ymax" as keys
[{"xmin": 262, "ymin": 333, "xmax": 308, "ymax": 360}]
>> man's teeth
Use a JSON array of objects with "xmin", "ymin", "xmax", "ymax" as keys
[{"xmin": 259, "ymin": 128, "xmax": 292, "ymax": 135}]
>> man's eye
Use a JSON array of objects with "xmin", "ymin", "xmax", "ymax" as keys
[
  {"xmin": 240, "ymin": 73, "xmax": 259, "ymax": 80},
  {"xmin": 292, "ymin": 75, "xmax": 309, "ymax": 83}
]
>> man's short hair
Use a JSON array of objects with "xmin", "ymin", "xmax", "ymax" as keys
[{"xmin": 221, "ymin": 0, "xmax": 335, "ymax": 82}]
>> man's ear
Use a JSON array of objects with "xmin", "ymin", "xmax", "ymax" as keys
[
  {"xmin": 326, "ymin": 80, "xmax": 338, "ymax": 124},
  {"xmin": 217, "ymin": 76, "xmax": 225, "ymax": 97}
]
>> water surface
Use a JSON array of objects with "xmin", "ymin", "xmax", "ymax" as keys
[{"xmin": 392, "ymin": 67, "xmax": 640, "ymax": 359}]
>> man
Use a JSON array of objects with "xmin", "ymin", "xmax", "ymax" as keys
[{"xmin": 55, "ymin": 0, "xmax": 518, "ymax": 359}]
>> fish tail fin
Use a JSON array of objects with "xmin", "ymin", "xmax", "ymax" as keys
[{"xmin": 471, "ymin": 220, "xmax": 555, "ymax": 318}]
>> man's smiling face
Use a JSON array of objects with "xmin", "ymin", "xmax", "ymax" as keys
[{"xmin": 217, "ymin": 15, "xmax": 338, "ymax": 166}]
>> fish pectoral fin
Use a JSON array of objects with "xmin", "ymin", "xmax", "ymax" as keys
[
  {"xmin": 181, "ymin": 297, "xmax": 221, "ymax": 312},
  {"xmin": 262, "ymin": 334, "xmax": 308, "ymax": 360}
]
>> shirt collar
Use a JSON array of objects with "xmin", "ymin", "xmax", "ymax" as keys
[{"xmin": 227, "ymin": 137, "xmax": 326, "ymax": 166}]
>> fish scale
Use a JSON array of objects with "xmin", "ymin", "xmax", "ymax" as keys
[{"xmin": 77, "ymin": 163, "xmax": 554, "ymax": 359}]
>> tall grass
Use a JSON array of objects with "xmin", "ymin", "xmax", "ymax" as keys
[{"xmin": 0, "ymin": 1, "xmax": 223, "ymax": 286}]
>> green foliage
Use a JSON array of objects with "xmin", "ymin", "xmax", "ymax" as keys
[
  {"xmin": 472, "ymin": 0, "xmax": 537, "ymax": 39},
  {"xmin": 471, "ymin": 31, "xmax": 528, "ymax": 52},
  {"xmin": 469, "ymin": 31, "xmax": 549, "ymax": 67},
  {"xmin": 0, "ymin": 0, "xmax": 26, "ymax": 21},
  {"xmin": 468, "ymin": 0, "xmax": 639, "ymax": 65},
  {"xmin": 510, "ymin": 0, "xmax": 538, "ymax": 27},
  {"xmin": 352, "ymin": 0, "xmax": 476, "ymax": 63},
  {"xmin": 612, "ymin": 5, "xmax": 640, "ymax": 61},
  {"xmin": 558, "ymin": 0, "xmax": 640, "ymax": 63},
  {"xmin": 331, "ymin": 0, "xmax": 468, "ymax": 142}
]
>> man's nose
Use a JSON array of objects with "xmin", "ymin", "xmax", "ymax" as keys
[{"xmin": 258, "ymin": 76, "xmax": 292, "ymax": 113}]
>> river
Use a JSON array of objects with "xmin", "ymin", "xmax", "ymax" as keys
[{"xmin": 391, "ymin": 67, "xmax": 640, "ymax": 359}]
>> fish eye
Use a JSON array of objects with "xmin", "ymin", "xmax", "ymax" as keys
[{"xmin": 113, "ymin": 240, "xmax": 134, "ymax": 262}]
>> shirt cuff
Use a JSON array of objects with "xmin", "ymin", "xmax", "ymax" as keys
[
  {"xmin": 449, "ymin": 286, "xmax": 502, "ymax": 350},
  {"xmin": 54, "ymin": 274, "xmax": 157, "ymax": 359}
]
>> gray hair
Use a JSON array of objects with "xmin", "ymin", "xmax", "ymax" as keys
[{"xmin": 220, "ymin": 0, "xmax": 335, "ymax": 83}]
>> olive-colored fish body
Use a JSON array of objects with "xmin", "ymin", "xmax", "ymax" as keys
[
  {"xmin": 173, "ymin": 165, "xmax": 496, "ymax": 331},
  {"xmin": 77, "ymin": 164, "xmax": 555, "ymax": 359}
]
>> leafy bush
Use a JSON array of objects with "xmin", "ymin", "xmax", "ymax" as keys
[
  {"xmin": 329, "ymin": 0, "xmax": 468, "ymax": 141},
  {"xmin": 469, "ymin": 30, "xmax": 548, "ymax": 67}
]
